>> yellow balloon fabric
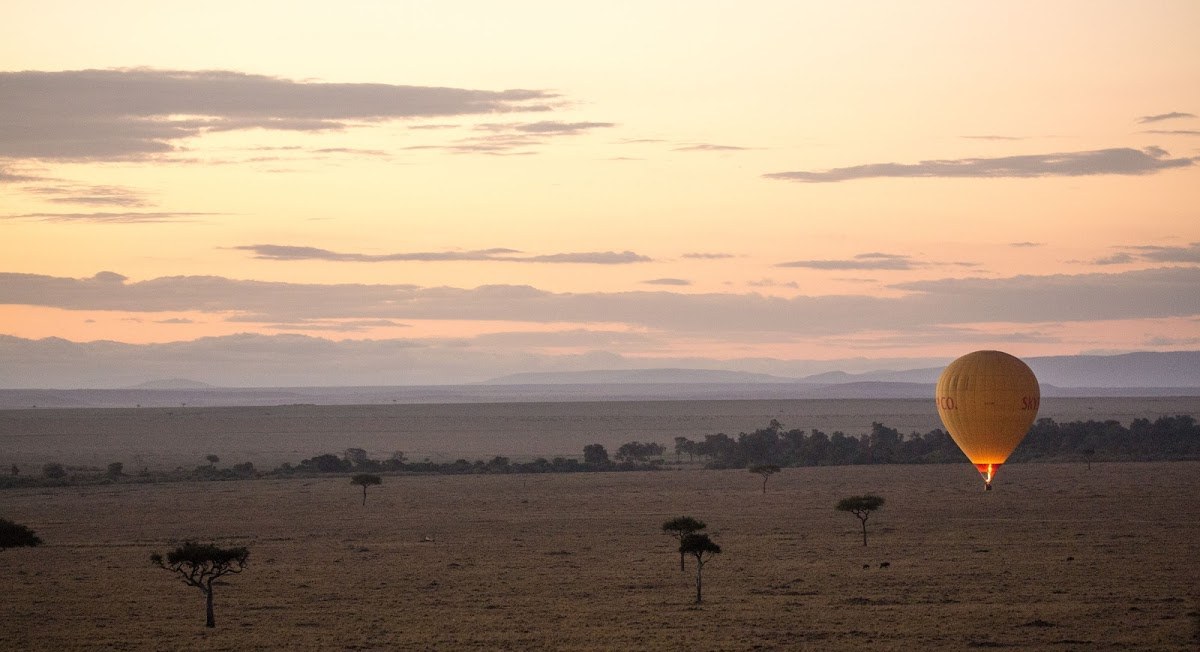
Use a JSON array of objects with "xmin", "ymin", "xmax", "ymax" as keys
[{"xmin": 936, "ymin": 351, "xmax": 1040, "ymax": 485}]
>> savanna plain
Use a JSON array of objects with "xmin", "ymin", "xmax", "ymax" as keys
[{"xmin": 2, "ymin": 399, "xmax": 1199, "ymax": 650}]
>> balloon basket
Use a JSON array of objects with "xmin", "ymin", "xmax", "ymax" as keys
[{"xmin": 975, "ymin": 463, "xmax": 1000, "ymax": 491}]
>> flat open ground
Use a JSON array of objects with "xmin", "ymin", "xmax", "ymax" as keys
[{"xmin": 2, "ymin": 461, "xmax": 1198, "ymax": 650}]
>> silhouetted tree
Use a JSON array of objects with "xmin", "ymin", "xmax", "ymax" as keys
[
  {"xmin": 0, "ymin": 518, "xmax": 43, "ymax": 550},
  {"xmin": 106, "ymin": 462, "xmax": 124, "ymax": 478},
  {"xmin": 150, "ymin": 541, "xmax": 249, "ymax": 628},
  {"xmin": 351, "ymin": 473, "xmax": 382, "ymax": 505},
  {"xmin": 748, "ymin": 464, "xmax": 781, "ymax": 493},
  {"xmin": 662, "ymin": 516, "xmax": 706, "ymax": 572},
  {"xmin": 836, "ymin": 495, "xmax": 885, "ymax": 546},
  {"xmin": 679, "ymin": 533, "xmax": 721, "ymax": 603},
  {"xmin": 616, "ymin": 441, "xmax": 666, "ymax": 462},
  {"xmin": 42, "ymin": 462, "xmax": 66, "ymax": 479},
  {"xmin": 204, "ymin": 454, "xmax": 220, "ymax": 467},
  {"xmin": 583, "ymin": 444, "xmax": 610, "ymax": 467}
]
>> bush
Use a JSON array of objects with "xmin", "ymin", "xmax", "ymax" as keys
[{"xmin": 42, "ymin": 462, "xmax": 66, "ymax": 479}]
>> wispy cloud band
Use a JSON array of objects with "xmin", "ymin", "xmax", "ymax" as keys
[
  {"xmin": 235, "ymin": 244, "xmax": 650, "ymax": 264},
  {"xmin": 765, "ymin": 147, "xmax": 1194, "ymax": 183}
]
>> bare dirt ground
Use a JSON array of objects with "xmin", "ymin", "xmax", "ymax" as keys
[{"xmin": 2, "ymin": 461, "xmax": 1197, "ymax": 650}]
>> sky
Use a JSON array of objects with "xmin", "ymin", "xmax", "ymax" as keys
[{"xmin": 1, "ymin": 1, "xmax": 1198, "ymax": 388}]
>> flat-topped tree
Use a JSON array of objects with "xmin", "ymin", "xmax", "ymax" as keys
[
  {"xmin": 679, "ymin": 533, "xmax": 721, "ymax": 604},
  {"xmin": 0, "ymin": 518, "xmax": 43, "ymax": 550},
  {"xmin": 351, "ymin": 473, "xmax": 382, "ymax": 505},
  {"xmin": 836, "ymin": 495, "xmax": 885, "ymax": 546},
  {"xmin": 748, "ymin": 464, "xmax": 781, "ymax": 494},
  {"xmin": 151, "ymin": 541, "xmax": 249, "ymax": 628},
  {"xmin": 662, "ymin": 516, "xmax": 706, "ymax": 572}
]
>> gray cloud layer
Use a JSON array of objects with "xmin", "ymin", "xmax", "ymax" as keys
[
  {"xmin": 1137, "ymin": 112, "xmax": 1195, "ymax": 123},
  {"xmin": 1093, "ymin": 243, "xmax": 1200, "ymax": 265},
  {"xmin": 0, "ymin": 69, "xmax": 557, "ymax": 160},
  {"xmin": 778, "ymin": 252, "xmax": 918, "ymax": 271},
  {"xmin": 2, "ymin": 267, "xmax": 1196, "ymax": 334},
  {"xmin": 764, "ymin": 147, "xmax": 1194, "ymax": 182},
  {"xmin": 3, "ymin": 211, "xmax": 220, "ymax": 223},
  {"xmin": 235, "ymin": 244, "xmax": 650, "ymax": 264}
]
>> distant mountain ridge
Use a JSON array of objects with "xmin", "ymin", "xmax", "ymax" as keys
[
  {"xmin": 484, "ymin": 353, "xmax": 1200, "ymax": 389},
  {"xmin": 0, "ymin": 351, "xmax": 1196, "ymax": 409},
  {"xmin": 485, "ymin": 368, "xmax": 795, "ymax": 385},
  {"xmin": 484, "ymin": 351, "xmax": 1200, "ymax": 388}
]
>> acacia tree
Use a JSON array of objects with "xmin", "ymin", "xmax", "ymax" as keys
[
  {"xmin": 661, "ymin": 516, "xmax": 706, "ymax": 572},
  {"xmin": 748, "ymin": 464, "xmax": 781, "ymax": 494},
  {"xmin": 0, "ymin": 518, "xmax": 42, "ymax": 550},
  {"xmin": 151, "ymin": 541, "xmax": 249, "ymax": 628},
  {"xmin": 836, "ymin": 495, "xmax": 886, "ymax": 546},
  {"xmin": 679, "ymin": 533, "xmax": 721, "ymax": 604},
  {"xmin": 351, "ymin": 473, "xmax": 382, "ymax": 505}
]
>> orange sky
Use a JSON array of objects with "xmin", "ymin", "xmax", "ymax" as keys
[{"xmin": 1, "ymin": 1, "xmax": 1198, "ymax": 386}]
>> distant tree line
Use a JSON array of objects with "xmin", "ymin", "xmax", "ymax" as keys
[
  {"xmin": 277, "ymin": 442, "xmax": 664, "ymax": 477},
  {"xmin": 672, "ymin": 415, "xmax": 1200, "ymax": 469},
  {"xmin": 4, "ymin": 415, "xmax": 1196, "ymax": 489}
]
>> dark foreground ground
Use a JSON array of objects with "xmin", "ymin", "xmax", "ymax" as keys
[{"xmin": 2, "ymin": 461, "xmax": 1197, "ymax": 650}]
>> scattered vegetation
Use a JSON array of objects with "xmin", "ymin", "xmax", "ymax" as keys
[
  {"xmin": 150, "ymin": 541, "xmax": 249, "ymax": 628},
  {"xmin": 679, "ymin": 533, "xmax": 721, "ymax": 603},
  {"xmin": 0, "ymin": 517, "xmax": 43, "ymax": 550},
  {"xmin": 748, "ymin": 464, "xmax": 781, "ymax": 493},
  {"xmin": 662, "ymin": 516, "xmax": 707, "ymax": 572},
  {"xmin": 351, "ymin": 473, "xmax": 382, "ymax": 505},
  {"xmin": 42, "ymin": 462, "xmax": 66, "ymax": 479},
  {"xmin": 836, "ymin": 495, "xmax": 886, "ymax": 546}
]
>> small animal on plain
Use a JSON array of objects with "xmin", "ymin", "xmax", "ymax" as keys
[{"xmin": 879, "ymin": 562, "xmax": 890, "ymax": 569}]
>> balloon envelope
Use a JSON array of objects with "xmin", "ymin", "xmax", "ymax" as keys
[{"xmin": 936, "ymin": 350, "xmax": 1040, "ymax": 489}]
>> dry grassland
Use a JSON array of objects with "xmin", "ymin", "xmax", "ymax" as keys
[{"xmin": 2, "ymin": 461, "xmax": 1198, "ymax": 650}]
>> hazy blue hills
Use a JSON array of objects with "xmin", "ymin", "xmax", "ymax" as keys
[
  {"xmin": 486, "ymin": 351, "xmax": 1200, "ymax": 388},
  {"xmin": 0, "ymin": 350, "xmax": 1196, "ymax": 408},
  {"xmin": 485, "ymin": 368, "xmax": 795, "ymax": 385}
]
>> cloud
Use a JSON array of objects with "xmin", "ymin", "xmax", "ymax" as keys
[
  {"xmin": 22, "ymin": 183, "xmax": 148, "ymax": 207},
  {"xmin": 0, "ymin": 167, "xmax": 49, "ymax": 183},
  {"xmin": 1088, "ymin": 242, "xmax": 1200, "ymax": 265},
  {"xmin": 1125, "ymin": 243, "xmax": 1200, "ymax": 264},
  {"xmin": 764, "ymin": 147, "xmax": 1194, "ymax": 182},
  {"xmin": 416, "ymin": 120, "xmax": 615, "ymax": 154},
  {"xmin": 682, "ymin": 252, "xmax": 735, "ymax": 260},
  {"xmin": 154, "ymin": 318, "xmax": 195, "ymax": 324},
  {"xmin": 1091, "ymin": 252, "xmax": 1136, "ymax": 265},
  {"xmin": 508, "ymin": 121, "xmax": 615, "ymax": 134},
  {"xmin": 0, "ymin": 69, "xmax": 558, "ymax": 160},
  {"xmin": 310, "ymin": 148, "xmax": 389, "ymax": 156},
  {"xmin": 777, "ymin": 252, "xmax": 919, "ymax": 270},
  {"xmin": 2, "ymin": 267, "xmax": 1196, "ymax": 335},
  {"xmin": 673, "ymin": 143, "xmax": 750, "ymax": 152},
  {"xmin": 234, "ymin": 244, "xmax": 651, "ymax": 264},
  {"xmin": 1137, "ymin": 112, "xmax": 1196, "ymax": 123},
  {"xmin": 642, "ymin": 278, "xmax": 691, "ymax": 286},
  {"xmin": 961, "ymin": 135, "xmax": 1026, "ymax": 141},
  {"xmin": 1141, "ymin": 129, "xmax": 1200, "ymax": 136},
  {"xmin": 2, "ymin": 211, "xmax": 218, "ymax": 223},
  {"xmin": 1009, "ymin": 242, "xmax": 1043, "ymax": 248},
  {"xmin": 746, "ymin": 278, "xmax": 800, "ymax": 289}
]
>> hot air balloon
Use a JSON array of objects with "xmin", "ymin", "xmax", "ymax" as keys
[{"xmin": 935, "ymin": 350, "xmax": 1040, "ymax": 490}]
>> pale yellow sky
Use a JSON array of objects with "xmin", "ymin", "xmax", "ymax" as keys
[{"xmin": 1, "ymin": 1, "xmax": 1198, "ymax": 385}]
